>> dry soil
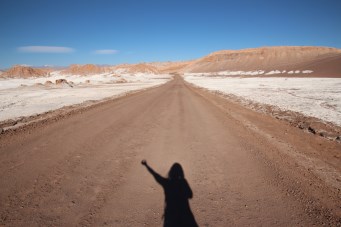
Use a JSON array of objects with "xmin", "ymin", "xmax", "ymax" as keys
[{"xmin": 0, "ymin": 76, "xmax": 340, "ymax": 226}]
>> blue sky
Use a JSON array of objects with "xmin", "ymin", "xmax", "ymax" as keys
[{"xmin": 0, "ymin": 0, "xmax": 340, "ymax": 68}]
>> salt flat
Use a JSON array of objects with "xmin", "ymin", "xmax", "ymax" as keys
[
  {"xmin": 185, "ymin": 76, "xmax": 341, "ymax": 126},
  {"xmin": 0, "ymin": 73, "xmax": 171, "ymax": 122}
]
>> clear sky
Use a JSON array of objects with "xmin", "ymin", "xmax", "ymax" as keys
[{"xmin": 0, "ymin": 0, "xmax": 340, "ymax": 68}]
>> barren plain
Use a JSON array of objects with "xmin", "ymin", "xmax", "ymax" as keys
[{"xmin": 0, "ymin": 46, "xmax": 341, "ymax": 226}]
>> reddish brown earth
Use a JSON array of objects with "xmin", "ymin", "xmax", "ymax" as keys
[
  {"xmin": 0, "ymin": 76, "xmax": 340, "ymax": 226},
  {"xmin": 149, "ymin": 61, "xmax": 193, "ymax": 74},
  {"xmin": 58, "ymin": 46, "xmax": 340, "ymax": 77},
  {"xmin": 127, "ymin": 63, "xmax": 159, "ymax": 74},
  {"xmin": 3, "ymin": 46, "xmax": 340, "ymax": 78},
  {"xmin": 112, "ymin": 63, "xmax": 160, "ymax": 74},
  {"xmin": 61, "ymin": 64, "xmax": 108, "ymax": 75},
  {"xmin": 184, "ymin": 46, "xmax": 341, "ymax": 77},
  {"xmin": 139, "ymin": 46, "xmax": 341, "ymax": 77},
  {"xmin": 1, "ymin": 65, "xmax": 48, "ymax": 78}
]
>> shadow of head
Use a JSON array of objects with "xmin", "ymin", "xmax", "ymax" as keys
[{"xmin": 168, "ymin": 163, "xmax": 184, "ymax": 180}]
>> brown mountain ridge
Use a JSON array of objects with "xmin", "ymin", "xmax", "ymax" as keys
[
  {"xmin": 2, "ymin": 46, "xmax": 341, "ymax": 78},
  {"xmin": 1, "ymin": 65, "xmax": 48, "ymax": 78},
  {"xmin": 60, "ymin": 64, "xmax": 108, "ymax": 75},
  {"xmin": 183, "ymin": 46, "xmax": 341, "ymax": 77}
]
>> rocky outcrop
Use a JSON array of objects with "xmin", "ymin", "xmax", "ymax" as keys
[
  {"xmin": 61, "ymin": 64, "xmax": 108, "ymax": 75},
  {"xmin": 2, "ymin": 65, "xmax": 48, "ymax": 78},
  {"xmin": 55, "ymin": 79, "xmax": 68, "ymax": 84},
  {"xmin": 44, "ymin": 80, "xmax": 53, "ymax": 86},
  {"xmin": 55, "ymin": 79, "xmax": 73, "ymax": 87}
]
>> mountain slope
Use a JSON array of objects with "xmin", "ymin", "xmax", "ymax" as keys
[
  {"xmin": 60, "ymin": 64, "xmax": 108, "ymax": 75},
  {"xmin": 184, "ymin": 46, "xmax": 341, "ymax": 77},
  {"xmin": 112, "ymin": 63, "xmax": 160, "ymax": 74},
  {"xmin": 1, "ymin": 65, "xmax": 48, "ymax": 78}
]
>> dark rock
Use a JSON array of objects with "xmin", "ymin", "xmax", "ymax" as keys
[
  {"xmin": 55, "ymin": 79, "xmax": 73, "ymax": 88},
  {"xmin": 55, "ymin": 79, "xmax": 68, "ymax": 84},
  {"xmin": 308, "ymin": 126, "xmax": 316, "ymax": 134}
]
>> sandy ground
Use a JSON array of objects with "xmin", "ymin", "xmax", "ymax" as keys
[{"xmin": 0, "ymin": 76, "xmax": 340, "ymax": 226}]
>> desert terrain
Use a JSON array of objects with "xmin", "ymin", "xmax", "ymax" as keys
[{"xmin": 0, "ymin": 46, "xmax": 341, "ymax": 226}]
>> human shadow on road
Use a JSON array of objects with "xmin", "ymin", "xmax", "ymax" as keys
[{"xmin": 141, "ymin": 160, "xmax": 198, "ymax": 227}]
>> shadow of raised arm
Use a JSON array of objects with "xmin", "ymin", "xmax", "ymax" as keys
[{"xmin": 141, "ymin": 160, "xmax": 167, "ymax": 186}]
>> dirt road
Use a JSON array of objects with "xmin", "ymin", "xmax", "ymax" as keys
[{"xmin": 0, "ymin": 76, "xmax": 340, "ymax": 226}]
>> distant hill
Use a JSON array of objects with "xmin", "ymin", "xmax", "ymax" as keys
[
  {"xmin": 112, "ymin": 63, "xmax": 160, "ymax": 74},
  {"xmin": 60, "ymin": 64, "xmax": 109, "ymax": 75},
  {"xmin": 149, "ymin": 61, "xmax": 193, "ymax": 74},
  {"xmin": 1, "ymin": 65, "xmax": 48, "ymax": 78},
  {"xmin": 183, "ymin": 46, "xmax": 341, "ymax": 77},
  {"xmin": 2, "ymin": 46, "xmax": 340, "ymax": 78}
]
